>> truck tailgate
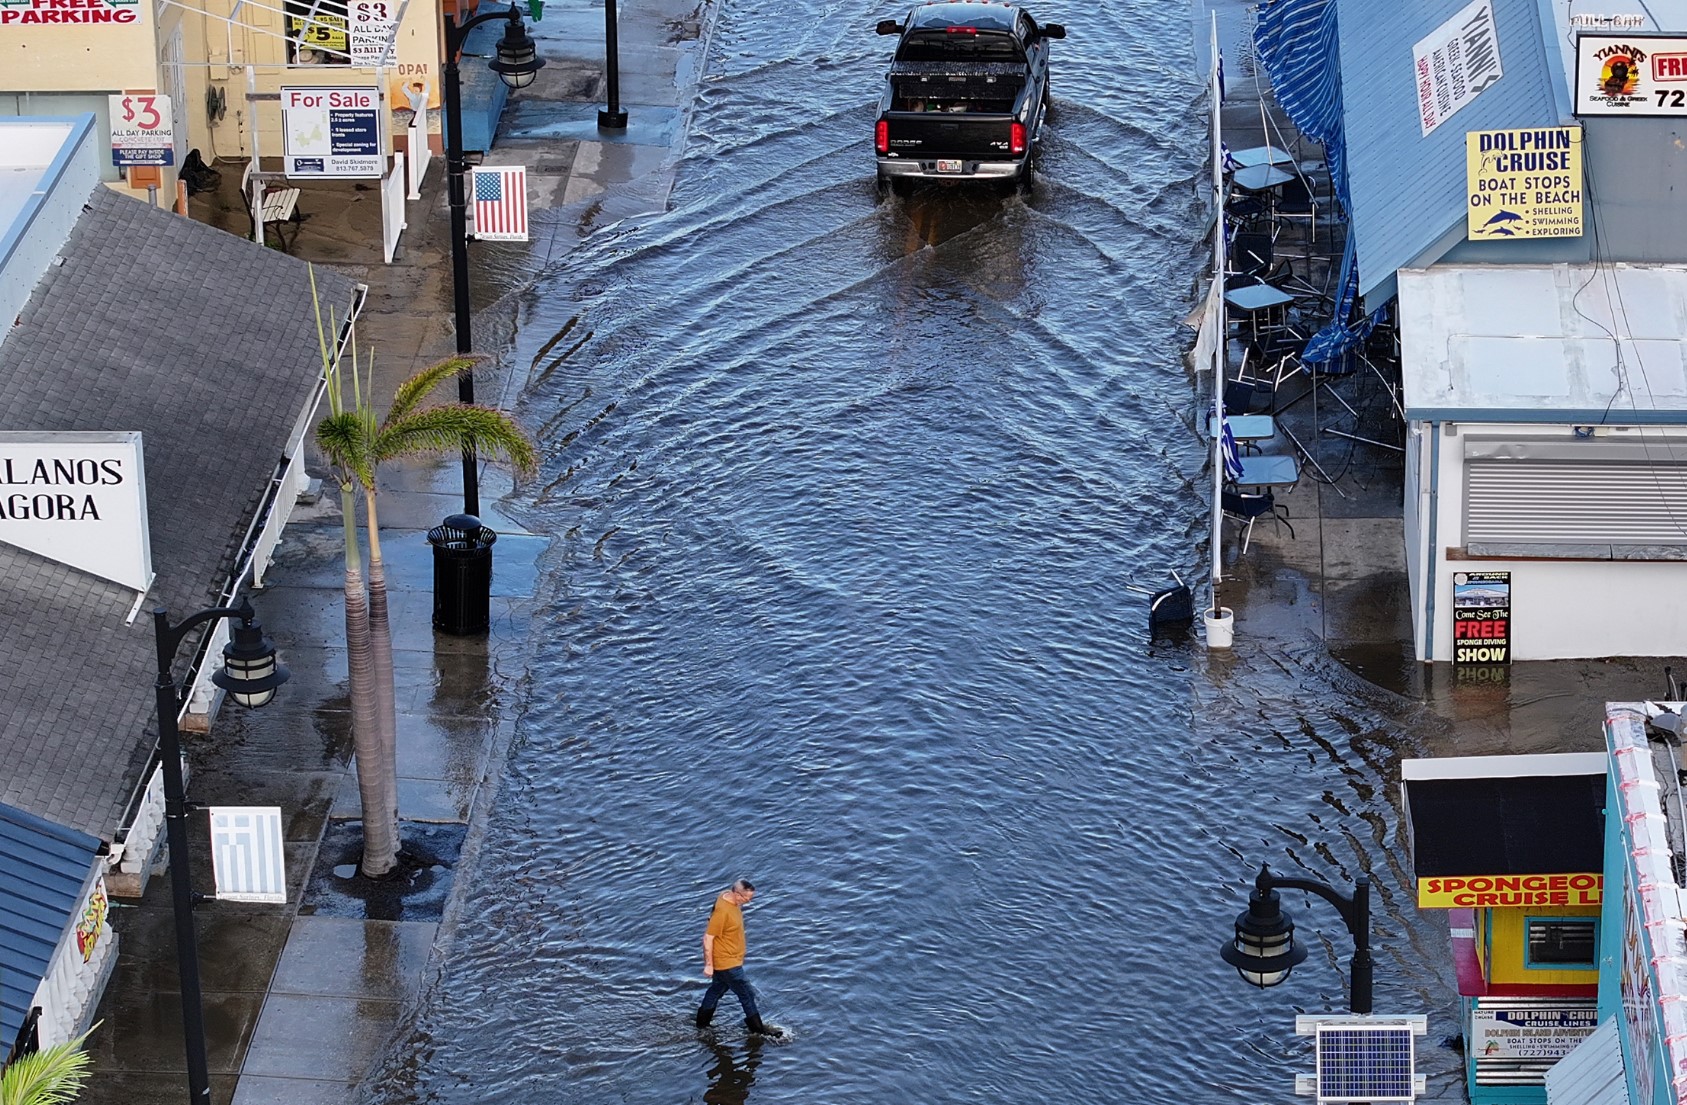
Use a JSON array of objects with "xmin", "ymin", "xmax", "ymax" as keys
[{"xmin": 881, "ymin": 112, "xmax": 1017, "ymax": 158}]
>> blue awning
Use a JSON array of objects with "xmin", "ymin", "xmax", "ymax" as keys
[
  {"xmin": 1254, "ymin": 0, "xmax": 1380, "ymax": 368},
  {"xmin": 0, "ymin": 802, "xmax": 101, "ymax": 1049}
]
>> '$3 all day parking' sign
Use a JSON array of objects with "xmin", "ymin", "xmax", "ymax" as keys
[{"xmin": 108, "ymin": 93, "xmax": 174, "ymax": 166}]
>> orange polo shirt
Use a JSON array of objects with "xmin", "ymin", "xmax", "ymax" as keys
[{"xmin": 706, "ymin": 896, "xmax": 746, "ymax": 970}]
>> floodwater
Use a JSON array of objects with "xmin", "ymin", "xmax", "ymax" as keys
[{"xmin": 368, "ymin": 2, "xmax": 1469, "ymax": 1102}]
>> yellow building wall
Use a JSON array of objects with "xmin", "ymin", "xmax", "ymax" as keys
[
  {"xmin": 3, "ymin": 0, "xmax": 439, "ymax": 176},
  {"xmin": 0, "ymin": 0, "xmax": 158, "ymax": 90},
  {"xmin": 195, "ymin": 0, "xmax": 439, "ymax": 165},
  {"xmin": 1485, "ymin": 906, "xmax": 1601, "ymax": 987}
]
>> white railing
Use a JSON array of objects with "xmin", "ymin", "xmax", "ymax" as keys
[
  {"xmin": 407, "ymin": 119, "xmax": 432, "ymax": 200},
  {"xmin": 382, "ymin": 151, "xmax": 407, "ymax": 264}
]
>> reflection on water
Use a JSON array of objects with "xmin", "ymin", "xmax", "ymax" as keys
[
  {"xmin": 703, "ymin": 1038, "xmax": 763, "ymax": 1105},
  {"xmin": 363, "ymin": 3, "xmax": 1480, "ymax": 1104}
]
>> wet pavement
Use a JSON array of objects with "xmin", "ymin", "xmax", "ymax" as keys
[
  {"xmin": 80, "ymin": 0, "xmax": 710, "ymax": 1100},
  {"xmin": 79, "ymin": 1, "xmax": 1681, "ymax": 1104}
]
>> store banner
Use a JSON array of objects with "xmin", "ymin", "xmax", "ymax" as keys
[
  {"xmin": 1574, "ymin": 34, "xmax": 1687, "ymax": 116},
  {"xmin": 1471, "ymin": 1006, "xmax": 1598, "ymax": 1061},
  {"xmin": 1452, "ymin": 570, "xmax": 1510, "ymax": 665},
  {"xmin": 1465, "ymin": 126, "xmax": 1582, "ymax": 239},
  {"xmin": 1414, "ymin": 0, "xmax": 1504, "ymax": 136},
  {"xmin": 0, "ymin": 431, "xmax": 151, "ymax": 591},
  {"xmin": 1418, "ymin": 873, "xmax": 1602, "ymax": 908},
  {"xmin": 0, "ymin": 0, "xmax": 143, "ymax": 26}
]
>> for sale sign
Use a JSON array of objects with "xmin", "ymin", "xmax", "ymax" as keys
[
  {"xmin": 1453, "ymin": 570, "xmax": 1511, "ymax": 665},
  {"xmin": 281, "ymin": 86, "xmax": 382, "ymax": 178},
  {"xmin": 108, "ymin": 93, "xmax": 174, "ymax": 166}
]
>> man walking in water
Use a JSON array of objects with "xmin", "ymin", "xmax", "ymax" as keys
[{"xmin": 697, "ymin": 879, "xmax": 783, "ymax": 1036}]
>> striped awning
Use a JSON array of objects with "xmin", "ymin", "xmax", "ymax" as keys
[{"xmin": 1254, "ymin": 0, "xmax": 1379, "ymax": 368}]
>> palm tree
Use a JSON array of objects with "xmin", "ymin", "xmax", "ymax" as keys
[
  {"xmin": 1, "ymin": 1029, "xmax": 95, "ymax": 1105},
  {"xmin": 312, "ymin": 272, "xmax": 536, "ymax": 876}
]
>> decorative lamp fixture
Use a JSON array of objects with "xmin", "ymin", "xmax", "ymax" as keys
[
  {"xmin": 211, "ymin": 599, "xmax": 290, "ymax": 709},
  {"xmin": 489, "ymin": 11, "xmax": 545, "ymax": 89},
  {"xmin": 1220, "ymin": 879, "xmax": 1309, "ymax": 988}
]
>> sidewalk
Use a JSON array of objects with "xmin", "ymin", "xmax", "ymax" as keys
[{"xmin": 81, "ymin": 1, "xmax": 716, "ymax": 1102}]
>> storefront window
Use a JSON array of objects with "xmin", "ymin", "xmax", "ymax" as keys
[
  {"xmin": 1526, "ymin": 918, "xmax": 1596, "ymax": 966},
  {"xmin": 287, "ymin": 0, "xmax": 350, "ymax": 65}
]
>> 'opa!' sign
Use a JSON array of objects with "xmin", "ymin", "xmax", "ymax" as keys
[{"xmin": 0, "ymin": 431, "xmax": 152, "ymax": 591}]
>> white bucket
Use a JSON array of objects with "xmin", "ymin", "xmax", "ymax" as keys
[{"xmin": 1204, "ymin": 607, "xmax": 1235, "ymax": 649}]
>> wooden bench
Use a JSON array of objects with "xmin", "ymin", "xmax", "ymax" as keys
[{"xmin": 240, "ymin": 162, "xmax": 304, "ymax": 252}]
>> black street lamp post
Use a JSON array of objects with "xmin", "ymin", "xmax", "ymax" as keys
[
  {"xmin": 598, "ymin": 0, "xmax": 627, "ymax": 129},
  {"xmin": 442, "ymin": 5, "xmax": 545, "ymax": 516},
  {"xmin": 1219, "ymin": 863, "xmax": 1374, "ymax": 1015},
  {"xmin": 153, "ymin": 598, "xmax": 288, "ymax": 1104}
]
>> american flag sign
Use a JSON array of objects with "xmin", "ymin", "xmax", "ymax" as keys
[{"xmin": 471, "ymin": 165, "xmax": 528, "ymax": 241}]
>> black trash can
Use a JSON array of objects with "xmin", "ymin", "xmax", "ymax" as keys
[{"xmin": 427, "ymin": 513, "xmax": 497, "ymax": 635}]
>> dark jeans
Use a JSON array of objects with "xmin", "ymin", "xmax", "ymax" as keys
[{"xmin": 699, "ymin": 966, "xmax": 761, "ymax": 1020}]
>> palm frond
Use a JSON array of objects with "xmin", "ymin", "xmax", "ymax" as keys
[
  {"xmin": 375, "ymin": 406, "xmax": 537, "ymax": 475},
  {"xmin": 315, "ymin": 410, "xmax": 380, "ymax": 488},
  {"xmin": 386, "ymin": 358, "xmax": 480, "ymax": 426},
  {"xmin": 1, "ymin": 1027, "xmax": 96, "ymax": 1105}
]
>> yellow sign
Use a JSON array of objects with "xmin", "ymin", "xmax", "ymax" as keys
[
  {"xmin": 1419, "ymin": 873, "xmax": 1603, "ymax": 908},
  {"xmin": 289, "ymin": 11, "xmax": 348, "ymax": 53},
  {"xmin": 1466, "ymin": 126, "xmax": 1584, "ymax": 239}
]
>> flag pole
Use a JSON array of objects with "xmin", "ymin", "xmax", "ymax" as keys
[{"xmin": 1209, "ymin": 12, "xmax": 1228, "ymax": 605}]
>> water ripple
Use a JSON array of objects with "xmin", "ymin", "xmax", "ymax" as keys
[{"xmin": 364, "ymin": 3, "xmax": 1467, "ymax": 1103}]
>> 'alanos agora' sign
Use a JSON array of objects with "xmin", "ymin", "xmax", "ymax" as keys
[{"xmin": 0, "ymin": 431, "xmax": 152, "ymax": 591}]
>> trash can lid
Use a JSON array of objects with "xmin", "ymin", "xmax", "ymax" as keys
[{"xmin": 427, "ymin": 513, "xmax": 498, "ymax": 547}]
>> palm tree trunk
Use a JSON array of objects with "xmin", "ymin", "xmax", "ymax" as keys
[
  {"xmin": 340, "ymin": 483, "xmax": 398, "ymax": 878},
  {"xmin": 362, "ymin": 485, "xmax": 402, "ymax": 859}
]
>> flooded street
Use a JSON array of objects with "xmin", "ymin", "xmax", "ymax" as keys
[{"xmin": 369, "ymin": 2, "xmax": 1470, "ymax": 1101}]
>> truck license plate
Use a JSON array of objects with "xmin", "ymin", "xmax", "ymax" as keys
[{"xmin": 936, "ymin": 159, "xmax": 963, "ymax": 174}]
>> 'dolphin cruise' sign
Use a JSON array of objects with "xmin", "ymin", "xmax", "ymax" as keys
[{"xmin": 0, "ymin": 431, "xmax": 152, "ymax": 591}]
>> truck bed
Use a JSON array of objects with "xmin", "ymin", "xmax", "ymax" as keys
[{"xmin": 888, "ymin": 60, "xmax": 1027, "ymax": 114}]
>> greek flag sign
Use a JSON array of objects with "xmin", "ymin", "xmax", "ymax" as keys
[
  {"xmin": 1219, "ymin": 413, "xmax": 1244, "ymax": 482},
  {"xmin": 471, "ymin": 165, "xmax": 529, "ymax": 241}
]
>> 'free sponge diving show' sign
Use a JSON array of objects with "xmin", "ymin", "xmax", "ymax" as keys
[{"xmin": 1466, "ymin": 126, "xmax": 1583, "ymax": 240}]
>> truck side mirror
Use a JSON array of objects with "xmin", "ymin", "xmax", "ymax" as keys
[
  {"xmin": 876, "ymin": 19, "xmax": 902, "ymax": 35},
  {"xmin": 1041, "ymin": 23, "xmax": 1066, "ymax": 39}
]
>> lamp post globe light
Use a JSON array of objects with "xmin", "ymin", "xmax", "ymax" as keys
[
  {"xmin": 153, "ymin": 598, "xmax": 288, "ymax": 1104},
  {"xmin": 1219, "ymin": 864, "xmax": 1374, "ymax": 1015},
  {"xmin": 442, "ymin": 4, "xmax": 545, "ymax": 517}
]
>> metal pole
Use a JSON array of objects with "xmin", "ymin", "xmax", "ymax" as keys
[
  {"xmin": 1209, "ymin": 13, "xmax": 1226, "ymax": 597},
  {"xmin": 443, "ymin": 28, "xmax": 480, "ymax": 516},
  {"xmin": 1349, "ymin": 876, "xmax": 1373, "ymax": 1015},
  {"xmin": 153, "ymin": 610, "xmax": 211, "ymax": 1105},
  {"xmin": 598, "ymin": 0, "xmax": 627, "ymax": 129}
]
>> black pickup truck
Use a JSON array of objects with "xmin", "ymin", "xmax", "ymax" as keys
[{"xmin": 873, "ymin": 2, "xmax": 1065, "ymax": 193}]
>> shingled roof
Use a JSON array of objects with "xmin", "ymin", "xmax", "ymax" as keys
[{"xmin": 0, "ymin": 186, "xmax": 358, "ymax": 839}]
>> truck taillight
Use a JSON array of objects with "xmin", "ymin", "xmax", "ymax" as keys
[
  {"xmin": 876, "ymin": 119, "xmax": 889, "ymax": 154},
  {"xmin": 1010, "ymin": 122, "xmax": 1026, "ymax": 155}
]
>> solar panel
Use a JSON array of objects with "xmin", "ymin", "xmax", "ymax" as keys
[{"xmin": 1315, "ymin": 1023, "xmax": 1416, "ymax": 1103}]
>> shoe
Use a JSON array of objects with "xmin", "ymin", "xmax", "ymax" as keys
[
  {"xmin": 696, "ymin": 1007, "xmax": 714, "ymax": 1029},
  {"xmin": 745, "ymin": 1016, "xmax": 784, "ymax": 1037}
]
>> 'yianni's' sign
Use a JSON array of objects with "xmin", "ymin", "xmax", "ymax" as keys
[{"xmin": 0, "ymin": 432, "xmax": 152, "ymax": 591}]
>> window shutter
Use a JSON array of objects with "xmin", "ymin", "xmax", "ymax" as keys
[{"xmin": 1466, "ymin": 460, "xmax": 1687, "ymax": 546}]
